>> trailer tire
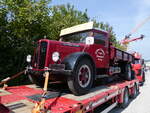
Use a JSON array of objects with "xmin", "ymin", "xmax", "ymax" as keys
[
  {"xmin": 130, "ymin": 84, "xmax": 138, "ymax": 98},
  {"xmin": 67, "ymin": 58, "xmax": 94, "ymax": 95},
  {"xmin": 120, "ymin": 87, "xmax": 129, "ymax": 108}
]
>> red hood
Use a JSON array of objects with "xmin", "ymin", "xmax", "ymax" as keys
[
  {"xmin": 32, "ymin": 39, "xmax": 89, "ymax": 69},
  {"xmin": 43, "ymin": 40, "xmax": 86, "ymax": 67}
]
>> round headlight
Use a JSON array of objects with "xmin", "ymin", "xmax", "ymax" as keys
[
  {"xmin": 26, "ymin": 55, "xmax": 31, "ymax": 63},
  {"xmin": 52, "ymin": 52, "xmax": 60, "ymax": 62}
]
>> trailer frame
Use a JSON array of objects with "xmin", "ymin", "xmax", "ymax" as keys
[{"xmin": 0, "ymin": 78, "xmax": 139, "ymax": 113}]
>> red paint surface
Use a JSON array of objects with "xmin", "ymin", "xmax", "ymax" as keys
[
  {"xmin": 6, "ymin": 86, "xmax": 43, "ymax": 96},
  {"xmin": 32, "ymin": 29, "xmax": 134, "ymax": 76},
  {"xmin": 0, "ymin": 79, "xmax": 139, "ymax": 113},
  {"xmin": 0, "ymin": 86, "xmax": 42, "ymax": 104},
  {"xmin": 44, "ymin": 97, "xmax": 79, "ymax": 113},
  {"xmin": 0, "ymin": 94, "xmax": 25, "ymax": 104}
]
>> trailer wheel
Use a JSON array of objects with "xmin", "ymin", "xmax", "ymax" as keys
[
  {"xmin": 67, "ymin": 59, "xmax": 94, "ymax": 95},
  {"xmin": 120, "ymin": 87, "xmax": 129, "ymax": 108},
  {"xmin": 130, "ymin": 84, "xmax": 138, "ymax": 98}
]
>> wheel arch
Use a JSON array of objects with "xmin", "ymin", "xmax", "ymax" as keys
[{"xmin": 62, "ymin": 52, "xmax": 96, "ymax": 76}]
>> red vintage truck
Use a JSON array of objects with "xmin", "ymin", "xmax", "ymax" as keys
[
  {"xmin": 132, "ymin": 52, "xmax": 145, "ymax": 85},
  {"xmin": 26, "ymin": 22, "xmax": 135, "ymax": 95}
]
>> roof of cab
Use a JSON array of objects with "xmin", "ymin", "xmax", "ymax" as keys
[{"xmin": 60, "ymin": 21, "xmax": 108, "ymax": 37}]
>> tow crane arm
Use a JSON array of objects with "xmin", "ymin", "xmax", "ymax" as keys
[{"xmin": 121, "ymin": 34, "xmax": 144, "ymax": 45}]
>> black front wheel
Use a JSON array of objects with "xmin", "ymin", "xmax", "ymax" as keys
[{"xmin": 67, "ymin": 59, "xmax": 94, "ymax": 96}]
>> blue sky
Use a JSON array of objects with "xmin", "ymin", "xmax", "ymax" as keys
[{"xmin": 52, "ymin": 0, "xmax": 150, "ymax": 60}]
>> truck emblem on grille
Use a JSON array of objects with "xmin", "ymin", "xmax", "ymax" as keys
[{"xmin": 95, "ymin": 48, "xmax": 105, "ymax": 61}]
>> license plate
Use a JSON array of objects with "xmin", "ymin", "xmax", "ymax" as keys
[{"xmin": 49, "ymin": 64, "xmax": 65, "ymax": 70}]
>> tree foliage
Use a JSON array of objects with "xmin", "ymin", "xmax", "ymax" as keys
[
  {"xmin": 47, "ymin": 4, "xmax": 89, "ymax": 40},
  {"xmin": 0, "ymin": 0, "xmax": 52, "ymax": 85},
  {"xmin": 0, "ymin": 0, "xmax": 124, "ymax": 85}
]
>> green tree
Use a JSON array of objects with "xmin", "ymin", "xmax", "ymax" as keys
[
  {"xmin": 0, "ymin": 1, "xmax": 89, "ymax": 85},
  {"xmin": 0, "ymin": 0, "xmax": 52, "ymax": 85},
  {"xmin": 93, "ymin": 20, "xmax": 125, "ymax": 50},
  {"xmin": 47, "ymin": 4, "xmax": 89, "ymax": 40},
  {"xmin": 0, "ymin": 1, "xmax": 124, "ymax": 86}
]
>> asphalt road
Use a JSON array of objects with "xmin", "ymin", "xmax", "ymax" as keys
[{"xmin": 110, "ymin": 71, "xmax": 150, "ymax": 113}]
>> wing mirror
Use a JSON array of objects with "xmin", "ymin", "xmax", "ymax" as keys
[{"xmin": 85, "ymin": 36, "xmax": 94, "ymax": 45}]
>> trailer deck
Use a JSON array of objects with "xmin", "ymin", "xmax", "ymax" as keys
[{"xmin": 0, "ymin": 79, "xmax": 139, "ymax": 113}]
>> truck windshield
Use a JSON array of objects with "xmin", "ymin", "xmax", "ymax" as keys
[
  {"xmin": 135, "ymin": 59, "xmax": 140, "ymax": 64},
  {"xmin": 60, "ymin": 31, "xmax": 93, "ymax": 43}
]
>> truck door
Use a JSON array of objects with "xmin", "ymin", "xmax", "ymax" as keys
[{"xmin": 91, "ymin": 32, "xmax": 109, "ymax": 68}]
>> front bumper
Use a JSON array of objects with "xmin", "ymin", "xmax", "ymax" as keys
[{"xmin": 27, "ymin": 64, "xmax": 72, "ymax": 76}]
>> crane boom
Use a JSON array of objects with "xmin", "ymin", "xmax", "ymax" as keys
[{"xmin": 121, "ymin": 35, "xmax": 144, "ymax": 45}]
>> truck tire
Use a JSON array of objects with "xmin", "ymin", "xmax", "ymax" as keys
[
  {"xmin": 142, "ymin": 72, "xmax": 145, "ymax": 83},
  {"xmin": 67, "ymin": 59, "xmax": 94, "ymax": 95},
  {"xmin": 140, "ymin": 72, "xmax": 145, "ymax": 86},
  {"xmin": 130, "ymin": 84, "xmax": 138, "ymax": 98},
  {"xmin": 120, "ymin": 87, "xmax": 129, "ymax": 108},
  {"xmin": 124, "ymin": 64, "xmax": 132, "ymax": 80}
]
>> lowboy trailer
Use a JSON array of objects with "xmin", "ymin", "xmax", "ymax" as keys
[{"xmin": 0, "ymin": 78, "xmax": 139, "ymax": 113}]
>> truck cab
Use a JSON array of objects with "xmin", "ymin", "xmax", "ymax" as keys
[{"xmin": 132, "ymin": 52, "xmax": 145, "ymax": 84}]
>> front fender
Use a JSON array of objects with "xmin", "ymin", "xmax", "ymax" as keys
[{"xmin": 62, "ymin": 52, "xmax": 96, "ymax": 75}]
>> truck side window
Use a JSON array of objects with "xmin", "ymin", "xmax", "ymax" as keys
[{"xmin": 94, "ymin": 33, "xmax": 106, "ymax": 45}]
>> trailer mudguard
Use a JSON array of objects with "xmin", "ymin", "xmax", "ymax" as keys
[{"xmin": 62, "ymin": 52, "xmax": 96, "ymax": 75}]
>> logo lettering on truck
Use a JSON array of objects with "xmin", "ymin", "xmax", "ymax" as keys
[{"xmin": 95, "ymin": 48, "xmax": 105, "ymax": 61}]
